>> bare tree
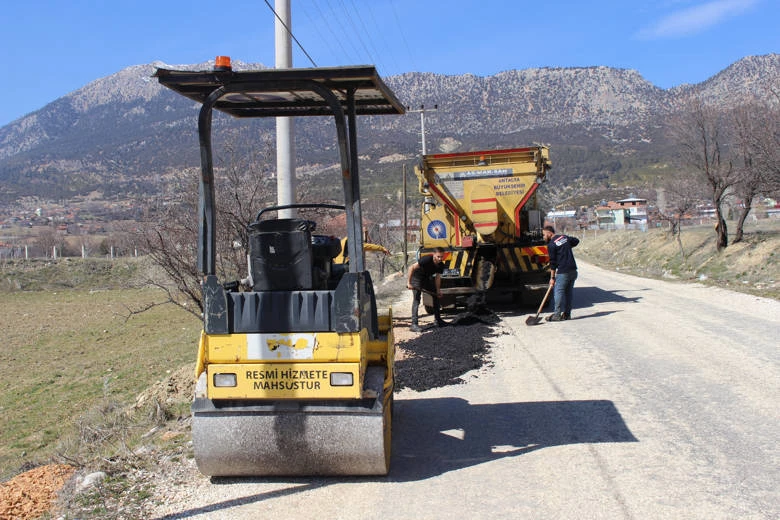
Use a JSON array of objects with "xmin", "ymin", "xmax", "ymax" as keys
[
  {"xmin": 76, "ymin": 234, "xmax": 96, "ymax": 258},
  {"xmin": 138, "ymin": 132, "xmax": 276, "ymax": 316},
  {"xmin": 729, "ymin": 97, "xmax": 780, "ymax": 242},
  {"xmin": 673, "ymin": 98, "xmax": 739, "ymax": 251},
  {"xmin": 761, "ymin": 87, "xmax": 780, "ymax": 196},
  {"xmin": 140, "ymin": 173, "xmax": 203, "ymax": 315},
  {"xmin": 732, "ymin": 103, "xmax": 765, "ymax": 242},
  {"xmin": 749, "ymin": 91, "xmax": 780, "ymax": 197},
  {"xmin": 211, "ymin": 136, "xmax": 276, "ymax": 281},
  {"xmin": 656, "ymin": 172, "xmax": 703, "ymax": 261},
  {"xmin": 35, "ymin": 228, "xmax": 67, "ymax": 258}
]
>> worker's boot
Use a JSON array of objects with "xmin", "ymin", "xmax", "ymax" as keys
[
  {"xmin": 410, "ymin": 305, "xmax": 421, "ymax": 332},
  {"xmin": 434, "ymin": 311, "xmax": 448, "ymax": 327},
  {"xmin": 433, "ymin": 299, "xmax": 447, "ymax": 327}
]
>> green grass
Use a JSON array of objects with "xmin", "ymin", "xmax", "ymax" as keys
[{"xmin": 0, "ymin": 271, "xmax": 200, "ymax": 480}]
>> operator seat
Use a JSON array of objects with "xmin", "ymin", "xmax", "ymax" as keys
[{"xmin": 248, "ymin": 218, "xmax": 314, "ymax": 291}]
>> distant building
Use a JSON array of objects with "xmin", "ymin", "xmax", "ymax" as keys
[
  {"xmin": 545, "ymin": 210, "xmax": 577, "ymax": 220},
  {"xmin": 545, "ymin": 209, "xmax": 577, "ymax": 232},
  {"xmin": 761, "ymin": 197, "xmax": 780, "ymax": 219},
  {"xmin": 616, "ymin": 197, "xmax": 648, "ymax": 224},
  {"xmin": 595, "ymin": 197, "xmax": 648, "ymax": 230},
  {"xmin": 696, "ymin": 203, "xmax": 717, "ymax": 220}
]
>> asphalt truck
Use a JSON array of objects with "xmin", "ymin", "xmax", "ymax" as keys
[
  {"xmin": 154, "ymin": 58, "xmax": 404, "ymax": 476},
  {"xmin": 414, "ymin": 146, "xmax": 552, "ymax": 311}
]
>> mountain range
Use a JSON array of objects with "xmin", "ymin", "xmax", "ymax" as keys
[{"xmin": 0, "ymin": 53, "xmax": 777, "ymax": 207}]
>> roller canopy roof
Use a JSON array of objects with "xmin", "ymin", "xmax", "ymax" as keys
[{"xmin": 153, "ymin": 65, "xmax": 406, "ymax": 118}]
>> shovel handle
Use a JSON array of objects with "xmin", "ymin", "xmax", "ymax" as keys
[
  {"xmin": 534, "ymin": 283, "xmax": 554, "ymax": 318},
  {"xmin": 409, "ymin": 286, "xmax": 438, "ymax": 297}
]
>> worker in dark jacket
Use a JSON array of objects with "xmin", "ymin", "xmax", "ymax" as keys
[
  {"xmin": 542, "ymin": 225, "xmax": 579, "ymax": 321},
  {"xmin": 407, "ymin": 247, "xmax": 447, "ymax": 332}
]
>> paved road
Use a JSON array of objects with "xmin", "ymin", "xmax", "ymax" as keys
[{"xmin": 151, "ymin": 261, "xmax": 779, "ymax": 519}]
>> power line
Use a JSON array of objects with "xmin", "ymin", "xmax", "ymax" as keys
[
  {"xmin": 362, "ymin": 0, "xmax": 402, "ymax": 74},
  {"xmin": 346, "ymin": 0, "xmax": 384, "ymax": 68},
  {"xmin": 262, "ymin": 0, "xmax": 318, "ymax": 67},
  {"xmin": 308, "ymin": 0, "xmax": 358, "ymax": 64},
  {"xmin": 299, "ymin": 1, "xmax": 339, "ymax": 64},
  {"xmin": 263, "ymin": 0, "xmax": 412, "ymax": 76},
  {"xmin": 337, "ymin": 0, "xmax": 377, "ymax": 64},
  {"xmin": 389, "ymin": 0, "xmax": 418, "ymax": 72},
  {"xmin": 323, "ymin": 0, "xmax": 364, "ymax": 63}
]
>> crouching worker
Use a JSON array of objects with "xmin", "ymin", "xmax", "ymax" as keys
[{"xmin": 407, "ymin": 247, "xmax": 447, "ymax": 332}]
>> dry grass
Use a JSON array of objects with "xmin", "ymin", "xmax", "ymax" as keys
[{"xmin": 575, "ymin": 219, "xmax": 780, "ymax": 299}]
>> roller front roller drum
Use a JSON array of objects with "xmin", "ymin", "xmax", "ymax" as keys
[{"xmin": 192, "ymin": 367, "xmax": 392, "ymax": 477}]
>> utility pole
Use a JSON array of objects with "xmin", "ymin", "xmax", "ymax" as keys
[
  {"xmin": 402, "ymin": 163, "xmax": 408, "ymax": 271},
  {"xmin": 275, "ymin": 0, "xmax": 296, "ymax": 218},
  {"xmin": 406, "ymin": 104, "xmax": 437, "ymax": 155}
]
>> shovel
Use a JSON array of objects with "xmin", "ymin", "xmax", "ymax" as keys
[
  {"xmin": 526, "ymin": 283, "xmax": 553, "ymax": 326},
  {"xmin": 413, "ymin": 287, "xmax": 453, "ymax": 326}
]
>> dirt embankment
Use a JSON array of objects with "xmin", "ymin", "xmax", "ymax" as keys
[{"xmin": 574, "ymin": 220, "xmax": 779, "ymax": 300}]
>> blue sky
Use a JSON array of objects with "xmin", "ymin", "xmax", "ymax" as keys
[{"xmin": 1, "ymin": 0, "xmax": 777, "ymax": 127}]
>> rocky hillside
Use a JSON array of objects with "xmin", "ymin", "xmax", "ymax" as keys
[{"xmin": 0, "ymin": 54, "xmax": 778, "ymax": 203}]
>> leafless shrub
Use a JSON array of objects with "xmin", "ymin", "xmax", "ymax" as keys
[{"xmin": 54, "ymin": 380, "xmax": 136, "ymax": 468}]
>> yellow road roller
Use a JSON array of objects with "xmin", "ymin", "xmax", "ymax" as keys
[{"xmin": 154, "ymin": 58, "xmax": 404, "ymax": 476}]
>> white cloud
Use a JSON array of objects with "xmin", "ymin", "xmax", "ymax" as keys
[{"xmin": 635, "ymin": 0, "xmax": 759, "ymax": 39}]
